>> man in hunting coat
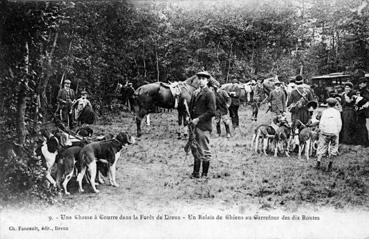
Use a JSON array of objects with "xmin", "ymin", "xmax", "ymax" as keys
[
  {"xmin": 213, "ymin": 82, "xmax": 232, "ymax": 138},
  {"xmin": 56, "ymin": 79, "xmax": 76, "ymax": 128},
  {"xmin": 188, "ymin": 71, "xmax": 216, "ymax": 178},
  {"xmin": 267, "ymin": 79, "xmax": 286, "ymax": 116},
  {"xmin": 287, "ymin": 75, "xmax": 315, "ymax": 130}
]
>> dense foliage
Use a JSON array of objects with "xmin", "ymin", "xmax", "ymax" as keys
[{"xmin": 0, "ymin": 0, "xmax": 368, "ymax": 201}]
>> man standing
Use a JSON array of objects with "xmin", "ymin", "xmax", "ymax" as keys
[
  {"xmin": 267, "ymin": 80, "xmax": 286, "ymax": 116},
  {"xmin": 287, "ymin": 75, "xmax": 315, "ymax": 130},
  {"xmin": 228, "ymin": 79, "xmax": 241, "ymax": 129},
  {"xmin": 251, "ymin": 78, "xmax": 266, "ymax": 121},
  {"xmin": 57, "ymin": 79, "xmax": 75, "ymax": 128},
  {"xmin": 213, "ymin": 82, "xmax": 232, "ymax": 138},
  {"xmin": 188, "ymin": 71, "xmax": 216, "ymax": 178}
]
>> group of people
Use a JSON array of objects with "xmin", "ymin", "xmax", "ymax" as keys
[
  {"xmin": 56, "ymin": 79, "xmax": 94, "ymax": 129},
  {"xmin": 187, "ymin": 72, "xmax": 369, "ymax": 178}
]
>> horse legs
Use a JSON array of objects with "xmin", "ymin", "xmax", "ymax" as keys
[{"xmin": 136, "ymin": 110, "xmax": 147, "ymax": 137}]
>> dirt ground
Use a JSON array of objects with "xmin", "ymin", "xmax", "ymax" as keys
[{"xmin": 3, "ymin": 105, "xmax": 369, "ymax": 214}]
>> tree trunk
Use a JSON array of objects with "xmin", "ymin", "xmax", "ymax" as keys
[
  {"xmin": 17, "ymin": 42, "xmax": 29, "ymax": 145},
  {"xmin": 226, "ymin": 43, "xmax": 233, "ymax": 83},
  {"xmin": 155, "ymin": 46, "xmax": 160, "ymax": 82},
  {"xmin": 40, "ymin": 32, "xmax": 58, "ymax": 121}
]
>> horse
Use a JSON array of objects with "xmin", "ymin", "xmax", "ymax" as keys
[{"xmin": 131, "ymin": 75, "xmax": 206, "ymax": 137}]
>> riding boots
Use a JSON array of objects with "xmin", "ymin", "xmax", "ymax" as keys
[
  {"xmin": 191, "ymin": 159, "xmax": 201, "ymax": 178},
  {"xmin": 201, "ymin": 161, "xmax": 210, "ymax": 177}
]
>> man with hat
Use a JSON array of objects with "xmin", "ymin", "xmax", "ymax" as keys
[
  {"xmin": 188, "ymin": 71, "xmax": 216, "ymax": 178},
  {"xmin": 213, "ymin": 81, "xmax": 232, "ymax": 138},
  {"xmin": 251, "ymin": 78, "xmax": 265, "ymax": 121},
  {"xmin": 267, "ymin": 79, "xmax": 286, "ymax": 116},
  {"xmin": 316, "ymin": 97, "xmax": 342, "ymax": 171},
  {"xmin": 287, "ymin": 75, "xmax": 315, "ymax": 132},
  {"xmin": 56, "ymin": 79, "xmax": 76, "ymax": 128},
  {"xmin": 227, "ymin": 78, "xmax": 242, "ymax": 129}
]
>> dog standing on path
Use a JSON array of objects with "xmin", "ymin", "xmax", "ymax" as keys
[{"xmin": 77, "ymin": 132, "xmax": 135, "ymax": 193}]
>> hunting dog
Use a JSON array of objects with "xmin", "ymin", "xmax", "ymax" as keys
[
  {"xmin": 54, "ymin": 133, "xmax": 119, "ymax": 195},
  {"xmin": 77, "ymin": 132, "xmax": 135, "ymax": 193},
  {"xmin": 36, "ymin": 129, "xmax": 88, "ymax": 187},
  {"xmin": 251, "ymin": 115, "xmax": 287, "ymax": 155},
  {"xmin": 273, "ymin": 120, "xmax": 292, "ymax": 157},
  {"xmin": 36, "ymin": 130, "xmax": 70, "ymax": 187},
  {"xmin": 55, "ymin": 146, "xmax": 83, "ymax": 195},
  {"xmin": 295, "ymin": 120, "xmax": 320, "ymax": 160}
]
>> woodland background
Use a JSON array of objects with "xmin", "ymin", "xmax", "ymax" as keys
[{"xmin": 0, "ymin": 0, "xmax": 368, "ymax": 201}]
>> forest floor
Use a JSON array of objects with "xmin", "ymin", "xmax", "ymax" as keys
[{"xmin": 3, "ymin": 105, "xmax": 369, "ymax": 214}]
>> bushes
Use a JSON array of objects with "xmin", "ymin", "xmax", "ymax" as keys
[{"xmin": 0, "ymin": 144, "xmax": 58, "ymax": 204}]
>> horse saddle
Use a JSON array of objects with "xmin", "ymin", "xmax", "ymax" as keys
[{"xmin": 160, "ymin": 82, "xmax": 181, "ymax": 97}]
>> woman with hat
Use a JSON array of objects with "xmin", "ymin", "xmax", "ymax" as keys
[
  {"xmin": 354, "ymin": 84, "xmax": 369, "ymax": 147},
  {"xmin": 339, "ymin": 82, "xmax": 357, "ymax": 145}
]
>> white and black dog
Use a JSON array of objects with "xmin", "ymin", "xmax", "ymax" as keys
[
  {"xmin": 36, "ymin": 129, "xmax": 85, "ymax": 187},
  {"xmin": 77, "ymin": 132, "xmax": 135, "ymax": 193}
]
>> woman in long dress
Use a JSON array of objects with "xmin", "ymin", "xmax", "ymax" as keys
[{"xmin": 340, "ymin": 82, "xmax": 357, "ymax": 145}]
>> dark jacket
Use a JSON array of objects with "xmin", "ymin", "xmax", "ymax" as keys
[
  {"xmin": 215, "ymin": 89, "xmax": 231, "ymax": 116},
  {"xmin": 287, "ymin": 85, "xmax": 314, "ymax": 113},
  {"xmin": 221, "ymin": 83, "xmax": 241, "ymax": 106},
  {"xmin": 268, "ymin": 88, "xmax": 286, "ymax": 113},
  {"xmin": 57, "ymin": 88, "xmax": 76, "ymax": 109},
  {"xmin": 189, "ymin": 87, "xmax": 216, "ymax": 132}
]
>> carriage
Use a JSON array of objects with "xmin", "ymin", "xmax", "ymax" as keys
[{"xmin": 309, "ymin": 72, "xmax": 353, "ymax": 103}]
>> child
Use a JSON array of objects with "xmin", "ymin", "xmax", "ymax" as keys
[{"xmin": 316, "ymin": 98, "xmax": 342, "ymax": 171}]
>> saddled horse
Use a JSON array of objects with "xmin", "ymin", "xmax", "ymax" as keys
[
  {"xmin": 220, "ymin": 82, "xmax": 252, "ymax": 104},
  {"xmin": 132, "ymin": 75, "xmax": 208, "ymax": 137}
]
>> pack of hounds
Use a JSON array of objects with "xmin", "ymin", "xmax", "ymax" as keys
[
  {"xmin": 251, "ymin": 114, "xmax": 320, "ymax": 160},
  {"xmin": 36, "ymin": 126, "xmax": 135, "ymax": 195}
]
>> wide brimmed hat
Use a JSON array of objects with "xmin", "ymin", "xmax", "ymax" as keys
[
  {"xmin": 344, "ymin": 82, "xmax": 354, "ymax": 88},
  {"xmin": 196, "ymin": 71, "xmax": 211, "ymax": 79},
  {"xmin": 307, "ymin": 100, "xmax": 318, "ymax": 110}
]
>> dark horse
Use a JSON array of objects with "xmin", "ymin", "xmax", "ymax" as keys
[{"xmin": 132, "ymin": 75, "xmax": 204, "ymax": 137}]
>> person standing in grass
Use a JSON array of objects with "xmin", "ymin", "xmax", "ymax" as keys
[
  {"xmin": 267, "ymin": 79, "xmax": 286, "ymax": 117},
  {"xmin": 188, "ymin": 71, "xmax": 216, "ymax": 178},
  {"xmin": 213, "ymin": 81, "xmax": 232, "ymax": 138},
  {"xmin": 316, "ymin": 98, "xmax": 342, "ymax": 171}
]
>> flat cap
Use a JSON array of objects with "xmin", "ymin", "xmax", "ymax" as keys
[
  {"xmin": 307, "ymin": 100, "xmax": 318, "ymax": 110},
  {"xmin": 295, "ymin": 75, "xmax": 303, "ymax": 84},
  {"xmin": 274, "ymin": 80, "xmax": 282, "ymax": 85},
  {"xmin": 64, "ymin": 79, "xmax": 71, "ymax": 84},
  {"xmin": 81, "ymin": 90, "xmax": 88, "ymax": 95},
  {"xmin": 326, "ymin": 97, "xmax": 337, "ymax": 105},
  {"xmin": 196, "ymin": 71, "xmax": 211, "ymax": 78}
]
